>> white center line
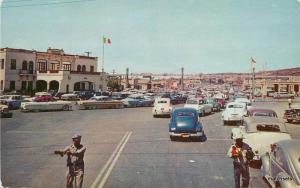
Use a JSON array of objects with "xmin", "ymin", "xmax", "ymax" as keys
[{"xmin": 91, "ymin": 131, "xmax": 132, "ymax": 188}]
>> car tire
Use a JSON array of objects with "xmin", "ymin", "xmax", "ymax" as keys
[
  {"xmin": 223, "ymin": 120, "xmax": 227, "ymax": 125},
  {"xmin": 287, "ymin": 119, "xmax": 293, "ymax": 123},
  {"xmin": 62, "ymin": 105, "xmax": 69, "ymax": 111},
  {"xmin": 153, "ymin": 115, "xmax": 157, "ymax": 118},
  {"xmin": 170, "ymin": 136, "xmax": 176, "ymax": 141}
]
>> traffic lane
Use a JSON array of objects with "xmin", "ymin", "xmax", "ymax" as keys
[
  {"xmin": 104, "ymin": 110, "xmax": 268, "ymax": 188},
  {"xmin": 1, "ymin": 109, "xmax": 134, "ymax": 187}
]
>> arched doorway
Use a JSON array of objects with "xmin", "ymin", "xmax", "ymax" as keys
[
  {"xmin": 74, "ymin": 81, "xmax": 94, "ymax": 91},
  {"xmin": 36, "ymin": 80, "xmax": 47, "ymax": 92},
  {"xmin": 49, "ymin": 80, "xmax": 59, "ymax": 91}
]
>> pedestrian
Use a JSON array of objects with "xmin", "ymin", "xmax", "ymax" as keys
[
  {"xmin": 288, "ymin": 98, "xmax": 292, "ymax": 108},
  {"xmin": 55, "ymin": 134, "xmax": 86, "ymax": 188},
  {"xmin": 227, "ymin": 129, "xmax": 254, "ymax": 188}
]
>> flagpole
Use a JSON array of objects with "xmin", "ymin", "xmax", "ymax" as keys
[{"xmin": 102, "ymin": 36, "xmax": 105, "ymax": 72}]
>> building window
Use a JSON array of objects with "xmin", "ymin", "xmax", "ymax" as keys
[
  {"xmin": 27, "ymin": 81, "xmax": 33, "ymax": 91},
  {"xmin": 0, "ymin": 80, "xmax": 3, "ymax": 90},
  {"xmin": 77, "ymin": 65, "xmax": 81, "ymax": 72},
  {"xmin": 38, "ymin": 61, "xmax": 47, "ymax": 71},
  {"xmin": 10, "ymin": 81, "xmax": 15, "ymax": 90},
  {"xmin": 21, "ymin": 81, "xmax": 27, "ymax": 90},
  {"xmin": 82, "ymin": 65, "xmax": 86, "ymax": 72},
  {"xmin": 22, "ymin": 60, "xmax": 28, "ymax": 70},
  {"xmin": 29, "ymin": 61, "xmax": 34, "ymax": 74},
  {"xmin": 1, "ymin": 59, "xmax": 4, "ymax": 69},
  {"xmin": 11, "ymin": 59, "xmax": 16, "ymax": 70},
  {"xmin": 90, "ymin": 66, "xmax": 94, "ymax": 72}
]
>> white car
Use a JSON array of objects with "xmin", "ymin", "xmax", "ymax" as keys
[
  {"xmin": 61, "ymin": 93, "xmax": 78, "ymax": 100},
  {"xmin": 222, "ymin": 102, "xmax": 247, "ymax": 125},
  {"xmin": 20, "ymin": 101, "xmax": 72, "ymax": 112},
  {"xmin": 235, "ymin": 98, "xmax": 252, "ymax": 109},
  {"xmin": 231, "ymin": 116, "xmax": 291, "ymax": 168},
  {"xmin": 152, "ymin": 98, "xmax": 172, "ymax": 117},
  {"xmin": 184, "ymin": 98, "xmax": 212, "ymax": 116}
]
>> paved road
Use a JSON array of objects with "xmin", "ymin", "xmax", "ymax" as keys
[{"xmin": 1, "ymin": 101, "xmax": 300, "ymax": 188}]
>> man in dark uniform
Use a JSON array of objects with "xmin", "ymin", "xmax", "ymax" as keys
[
  {"xmin": 55, "ymin": 134, "xmax": 86, "ymax": 188},
  {"xmin": 227, "ymin": 129, "xmax": 254, "ymax": 188}
]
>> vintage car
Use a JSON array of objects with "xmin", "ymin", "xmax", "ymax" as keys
[
  {"xmin": 273, "ymin": 92, "xmax": 295, "ymax": 99},
  {"xmin": 169, "ymin": 108, "xmax": 205, "ymax": 141},
  {"xmin": 246, "ymin": 107, "xmax": 278, "ymax": 118},
  {"xmin": 60, "ymin": 93, "xmax": 79, "ymax": 101},
  {"xmin": 20, "ymin": 101, "xmax": 73, "ymax": 112},
  {"xmin": 34, "ymin": 92, "xmax": 55, "ymax": 102},
  {"xmin": 152, "ymin": 98, "xmax": 173, "ymax": 117},
  {"xmin": 184, "ymin": 98, "xmax": 212, "ymax": 116},
  {"xmin": 0, "ymin": 104, "xmax": 13, "ymax": 118},
  {"xmin": 283, "ymin": 105, "xmax": 300, "ymax": 123},
  {"xmin": 232, "ymin": 116, "xmax": 291, "ymax": 168},
  {"xmin": 222, "ymin": 102, "xmax": 247, "ymax": 125},
  {"xmin": 0, "ymin": 95, "xmax": 24, "ymax": 110},
  {"xmin": 234, "ymin": 98, "xmax": 252, "ymax": 109},
  {"xmin": 77, "ymin": 96, "xmax": 123, "ymax": 110},
  {"xmin": 122, "ymin": 94, "xmax": 153, "ymax": 108},
  {"xmin": 261, "ymin": 139, "xmax": 300, "ymax": 188},
  {"xmin": 206, "ymin": 98, "xmax": 221, "ymax": 112}
]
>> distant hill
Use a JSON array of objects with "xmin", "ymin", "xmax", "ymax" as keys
[{"xmin": 257, "ymin": 67, "xmax": 300, "ymax": 76}]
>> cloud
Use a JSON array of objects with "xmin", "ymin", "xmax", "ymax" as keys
[{"xmin": 297, "ymin": 0, "xmax": 300, "ymax": 4}]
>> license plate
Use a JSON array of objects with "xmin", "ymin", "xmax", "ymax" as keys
[{"xmin": 181, "ymin": 134, "xmax": 190, "ymax": 138}]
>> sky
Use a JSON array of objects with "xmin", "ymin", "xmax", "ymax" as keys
[{"xmin": 1, "ymin": 0, "xmax": 300, "ymax": 74}]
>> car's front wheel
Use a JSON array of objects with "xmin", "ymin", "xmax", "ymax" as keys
[
  {"xmin": 223, "ymin": 120, "xmax": 227, "ymax": 125},
  {"xmin": 170, "ymin": 136, "xmax": 176, "ymax": 141}
]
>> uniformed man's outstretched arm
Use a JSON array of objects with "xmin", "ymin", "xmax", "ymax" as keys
[{"xmin": 70, "ymin": 146, "xmax": 86, "ymax": 157}]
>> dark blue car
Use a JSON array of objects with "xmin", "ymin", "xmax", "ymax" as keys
[{"xmin": 169, "ymin": 108, "xmax": 205, "ymax": 141}]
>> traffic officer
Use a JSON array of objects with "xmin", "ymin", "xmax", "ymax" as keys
[
  {"xmin": 227, "ymin": 129, "xmax": 254, "ymax": 188},
  {"xmin": 288, "ymin": 98, "xmax": 292, "ymax": 108},
  {"xmin": 55, "ymin": 134, "xmax": 86, "ymax": 188}
]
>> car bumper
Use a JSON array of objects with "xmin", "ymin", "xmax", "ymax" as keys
[
  {"xmin": 169, "ymin": 131, "xmax": 204, "ymax": 138},
  {"xmin": 153, "ymin": 111, "xmax": 171, "ymax": 115}
]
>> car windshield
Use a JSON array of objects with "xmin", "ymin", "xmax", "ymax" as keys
[
  {"xmin": 256, "ymin": 124, "xmax": 280, "ymax": 132},
  {"xmin": 228, "ymin": 104, "xmax": 244, "ymax": 108},
  {"xmin": 186, "ymin": 100, "xmax": 198, "ymax": 104},
  {"xmin": 176, "ymin": 112, "xmax": 195, "ymax": 117}
]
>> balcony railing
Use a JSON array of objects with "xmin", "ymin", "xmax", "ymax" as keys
[
  {"xmin": 70, "ymin": 71, "xmax": 100, "ymax": 75},
  {"xmin": 19, "ymin": 69, "xmax": 36, "ymax": 75}
]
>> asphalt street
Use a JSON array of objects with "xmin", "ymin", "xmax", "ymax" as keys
[{"xmin": 1, "ymin": 101, "xmax": 300, "ymax": 188}]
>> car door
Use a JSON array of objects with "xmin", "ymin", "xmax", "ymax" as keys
[{"xmin": 271, "ymin": 147, "xmax": 289, "ymax": 179}]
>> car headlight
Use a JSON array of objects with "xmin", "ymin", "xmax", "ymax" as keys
[
  {"xmin": 171, "ymin": 127, "xmax": 176, "ymax": 131},
  {"xmin": 196, "ymin": 126, "xmax": 202, "ymax": 132}
]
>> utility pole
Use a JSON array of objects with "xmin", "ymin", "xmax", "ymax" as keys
[
  {"xmin": 252, "ymin": 63, "xmax": 255, "ymax": 102},
  {"xmin": 126, "ymin": 68, "xmax": 129, "ymax": 88},
  {"xmin": 181, "ymin": 67, "xmax": 184, "ymax": 91},
  {"xmin": 85, "ymin": 51, "xmax": 91, "ymax": 57}
]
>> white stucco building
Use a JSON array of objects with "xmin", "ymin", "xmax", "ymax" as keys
[{"xmin": 0, "ymin": 47, "xmax": 108, "ymax": 94}]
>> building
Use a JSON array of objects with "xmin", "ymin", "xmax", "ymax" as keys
[
  {"xmin": 0, "ymin": 48, "xmax": 36, "ymax": 94},
  {"xmin": 0, "ymin": 47, "xmax": 108, "ymax": 94}
]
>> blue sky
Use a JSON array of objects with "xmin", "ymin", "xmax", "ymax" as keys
[{"xmin": 1, "ymin": 0, "xmax": 300, "ymax": 74}]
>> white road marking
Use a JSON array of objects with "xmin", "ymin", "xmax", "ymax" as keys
[{"xmin": 91, "ymin": 131, "xmax": 132, "ymax": 188}]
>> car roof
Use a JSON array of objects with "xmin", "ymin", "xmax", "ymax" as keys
[
  {"xmin": 248, "ymin": 108, "xmax": 277, "ymax": 114},
  {"xmin": 227, "ymin": 102, "xmax": 246, "ymax": 106},
  {"xmin": 173, "ymin": 108, "xmax": 197, "ymax": 114},
  {"xmin": 244, "ymin": 116, "xmax": 287, "ymax": 133}
]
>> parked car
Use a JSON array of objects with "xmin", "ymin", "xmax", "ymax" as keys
[
  {"xmin": 206, "ymin": 98, "xmax": 221, "ymax": 112},
  {"xmin": 246, "ymin": 107, "xmax": 278, "ymax": 118},
  {"xmin": 222, "ymin": 102, "xmax": 247, "ymax": 125},
  {"xmin": 215, "ymin": 98, "xmax": 226, "ymax": 108},
  {"xmin": 184, "ymin": 98, "xmax": 212, "ymax": 116},
  {"xmin": 122, "ymin": 94, "xmax": 153, "ymax": 107},
  {"xmin": 235, "ymin": 98, "xmax": 252, "ymax": 109},
  {"xmin": 152, "ymin": 98, "xmax": 173, "ymax": 117},
  {"xmin": 74, "ymin": 91, "xmax": 95, "ymax": 100},
  {"xmin": 34, "ymin": 93, "xmax": 55, "ymax": 102},
  {"xmin": 20, "ymin": 101, "xmax": 73, "ymax": 112},
  {"xmin": 112, "ymin": 92, "xmax": 130, "ymax": 100},
  {"xmin": 61, "ymin": 93, "xmax": 79, "ymax": 101},
  {"xmin": 261, "ymin": 139, "xmax": 300, "ymax": 188},
  {"xmin": 283, "ymin": 105, "xmax": 300, "ymax": 123},
  {"xmin": 169, "ymin": 108, "xmax": 205, "ymax": 141},
  {"xmin": 0, "ymin": 95, "xmax": 24, "ymax": 109},
  {"xmin": 0, "ymin": 104, "xmax": 13, "ymax": 118},
  {"xmin": 273, "ymin": 92, "xmax": 295, "ymax": 99},
  {"xmin": 89, "ymin": 96, "xmax": 111, "ymax": 101},
  {"xmin": 232, "ymin": 116, "xmax": 291, "ymax": 168}
]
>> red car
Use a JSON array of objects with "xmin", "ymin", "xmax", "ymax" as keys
[
  {"xmin": 215, "ymin": 98, "xmax": 226, "ymax": 108},
  {"xmin": 34, "ymin": 94, "xmax": 55, "ymax": 102}
]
